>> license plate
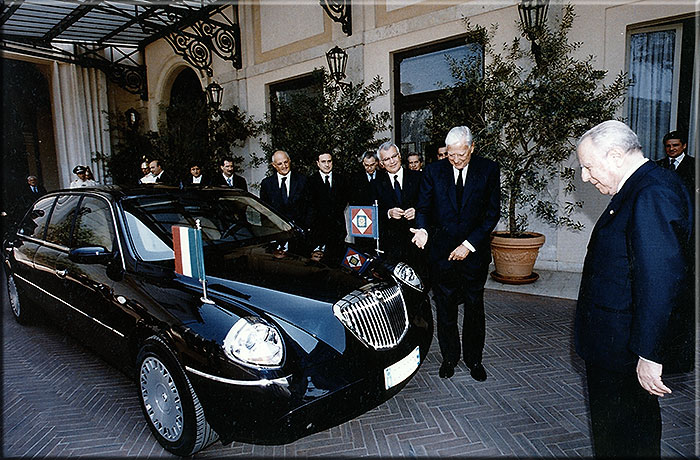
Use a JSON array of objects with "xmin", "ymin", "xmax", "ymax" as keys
[{"xmin": 384, "ymin": 346, "xmax": 420, "ymax": 390}]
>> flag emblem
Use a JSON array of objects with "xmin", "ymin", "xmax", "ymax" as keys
[
  {"xmin": 349, "ymin": 205, "xmax": 378, "ymax": 238},
  {"xmin": 341, "ymin": 247, "xmax": 370, "ymax": 273},
  {"xmin": 172, "ymin": 225, "xmax": 206, "ymax": 280}
]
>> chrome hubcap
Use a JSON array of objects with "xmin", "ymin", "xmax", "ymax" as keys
[
  {"xmin": 140, "ymin": 356, "xmax": 183, "ymax": 442},
  {"xmin": 7, "ymin": 275, "xmax": 20, "ymax": 318}
]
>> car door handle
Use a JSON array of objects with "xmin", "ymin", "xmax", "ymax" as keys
[{"xmin": 55, "ymin": 268, "xmax": 68, "ymax": 278}]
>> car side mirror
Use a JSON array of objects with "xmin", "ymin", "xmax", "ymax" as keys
[{"xmin": 69, "ymin": 246, "xmax": 111, "ymax": 264}]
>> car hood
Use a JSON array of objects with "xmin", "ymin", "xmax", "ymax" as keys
[
  {"xmin": 201, "ymin": 242, "xmax": 377, "ymax": 354},
  {"xmin": 205, "ymin": 242, "xmax": 369, "ymax": 303}
]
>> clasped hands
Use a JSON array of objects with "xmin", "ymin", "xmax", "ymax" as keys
[{"xmin": 389, "ymin": 207, "xmax": 416, "ymax": 220}]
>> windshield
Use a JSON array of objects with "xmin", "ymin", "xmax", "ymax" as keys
[{"xmin": 121, "ymin": 193, "xmax": 294, "ymax": 261}]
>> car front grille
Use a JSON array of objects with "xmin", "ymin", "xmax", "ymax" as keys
[{"xmin": 333, "ymin": 283, "xmax": 409, "ymax": 350}]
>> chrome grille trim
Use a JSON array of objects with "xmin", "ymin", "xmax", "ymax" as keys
[{"xmin": 333, "ymin": 283, "xmax": 409, "ymax": 350}]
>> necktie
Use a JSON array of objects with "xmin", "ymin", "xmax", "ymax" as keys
[
  {"xmin": 32, "ymin": 186, "xmax": 37, "ymax": 193},
  {"xmin": 227, "ymin": 176, "xmax": 233, "ymax": 186},
  {"xmin": 669, "ymin": 159, "xmax": 676, "ymax": 171},
  {"xmin": 456, "ymin": 169, "xmax": 464, "ymax": 206},
  {"xmin": 393, "ymin": 174, "xmax": 402, "ymax": 204},
  {"xmin": 281, "ymin": 177, "xmax": 288, "ymax": 204},
  {"xmin": 324, "ymin": 174, "xmax": 330, "ymax": 190}
]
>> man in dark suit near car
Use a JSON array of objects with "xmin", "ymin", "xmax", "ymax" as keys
[
  {"xmin": 411, "ymin": 126, "xmax": 500, "ymax": 382},
  {"xmin": 308, "ymin": 152, "xmax": 348, "ymax": 262},
  {"xmin": 655, "ymin": 130, "xmax": 694, "ymax": 196},
  {"xmin": 259, "ymin": 150, "xmax": 310, "ymax": 231},
  {"xmin": 211, "ymin": 156, "xmax": 248, "ymax": 191},
  {"xmin": 373, "ymin": 142, "xmax": 422, "ymax": 265},
  {"xmin": 575, "ymin": 120, "xmax": 693, "ymax": 458}
]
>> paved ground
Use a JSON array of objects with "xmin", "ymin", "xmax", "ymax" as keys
[{"xmin": 3, "ymin": 281, "xmax": 696, "ymax": 457}]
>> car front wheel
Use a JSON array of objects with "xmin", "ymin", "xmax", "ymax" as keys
[
  {"xmin": 136, "ymin": 336, "xmax": 218, "ymax": 456},
  {"xmin": 6, "ymin": 272, "xmax": 31, "ymax": 324}
]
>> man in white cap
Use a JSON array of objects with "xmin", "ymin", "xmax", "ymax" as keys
[{"xmin": 69, "ymin": 165, "xmax": 97, "ymax": 188}]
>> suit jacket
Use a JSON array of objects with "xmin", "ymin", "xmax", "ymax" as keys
[
  {"xmin": 415, "ymin": 157, "xmax": 500, "ymax": 272},
  {"xmin": 181, "ymin": 175, "xmax": 211, "ymax": 187},
  {"xmin": 348, "ymin": 171, "xmax": 377, "ymax": 206},
  {"xmin": 372, "ymin": 168, "xmax": 422, "ymax": 262},
  {"xmin": 154, "ymin": 172, "xmax": 177, "ymax": 186},
  {"xmin": 307, "ymin": 171, "xmax": 348, "ymax": 255},
  {"xmin": 575, "ymin": 161, "xmax": 694, "ymax": 373},
  {"xmin": 259, "ymin": 172, "xmax": 310, "ymax": 229},
  {"xmin": 211, "ymin": 173, "xmax": 248, "ymax": 191},
  {"xmin": 655, "ymin": 155, "xmax": 695, "ymax": 196},
  {"xmin": 21, "ymin": 184, "xmax": 47, "ymax": 211}
]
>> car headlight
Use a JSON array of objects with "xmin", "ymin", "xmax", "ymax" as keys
[
  {"xmin": 393, "ymin": 262, "xmax": 424, "ymax": 292},
  {"xmin": 223, "ymin": 316, "xmax": 284, "ymax": 367}
]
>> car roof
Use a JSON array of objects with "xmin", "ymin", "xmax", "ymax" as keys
[{"xmin": 44, "ymin": 185, "xmax": 248, "ymax": 202}]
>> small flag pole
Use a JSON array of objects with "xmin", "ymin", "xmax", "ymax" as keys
[
  {"xmin": 195, "ymin": 219, "xmax": 215, "ymax": 304},
  {"xmin": 374, "ymin": 200, "xmax": 383, "ymax": 254}
]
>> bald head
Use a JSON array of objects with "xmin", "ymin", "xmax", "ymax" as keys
[{"xmin": 271, "ymin": 150, "xmax": 291, "ymax": 175}]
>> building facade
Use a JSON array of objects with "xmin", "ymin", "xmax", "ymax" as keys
[{"xmin": 2, "ymin": 0, "xmax": 697, "ymax": 273}]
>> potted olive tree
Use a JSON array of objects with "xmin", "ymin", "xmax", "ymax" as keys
[{"xmin": 427, "ymin": 4, "xmax": 628, "ymax": 283}]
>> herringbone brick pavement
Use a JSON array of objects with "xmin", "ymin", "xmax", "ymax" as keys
[{"xmin": 3, "ymin": 284, "xmax": 696, "ymax": 457}]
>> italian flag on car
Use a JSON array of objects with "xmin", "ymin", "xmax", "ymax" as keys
[{"xmin": 172, "ymin": 225, "xmax": 206, "ymax": 281}]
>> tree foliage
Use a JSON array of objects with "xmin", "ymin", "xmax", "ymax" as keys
[
  {"xmin": 102, "ymin": 98, "xmax": 257, "ymax": 185},
  {"xmin": 259, "ymin": 68, "xmax": 390, "ymax": 176},
  {"xmin": 427, "ymin": 5, "xmax": 628, "ymax": 235}
]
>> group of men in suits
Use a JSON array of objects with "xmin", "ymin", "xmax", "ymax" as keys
[
  {"xmin": 256, "ymin": 128, "xmax": 502, "ymax": 385},
  {"xmin": 140, "ymin": 157, "xmax": 248, "ymax": 191}
]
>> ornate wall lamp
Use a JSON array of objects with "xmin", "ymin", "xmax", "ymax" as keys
[
  {"xmin": 326, "ymin": 45, "xmax": 351, "ymax": 90},
  {"xmin": 125, "ymin": 108, "xmax": 140, "ymax": 130},
  {"xmin": 205, "ymin": 81, "xmax": 224, "ymax": 110},
  {"xmin": 518, "ymin": 0, "xmax": 549, "ymax": 66}
]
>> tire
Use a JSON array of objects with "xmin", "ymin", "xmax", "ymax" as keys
[
  {"xmin": 136, "ymin": 336, "xmax": 219, "ymax": 456},
  {"xmin": 6, "ymin": 272, "xmax": 31, "ymax": 324}
]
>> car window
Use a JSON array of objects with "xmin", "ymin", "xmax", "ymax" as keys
[
  {"xmin": 124, "ymin": 210, "xmax": 174, "ymax": 261},
  {"xmin": 45, "ymin": 195, "xmax": 80, "ymax": 247},
  {"xmin": 122, "ymin": 194, "xmax": 294, "ymax": 258},
  {"xmin": 74, "ymin": 197, "xmax": 115, "ymax": 252},
  {"xmin": 18, "ymin": 196, "xmax": 55, "ymax": 240}
]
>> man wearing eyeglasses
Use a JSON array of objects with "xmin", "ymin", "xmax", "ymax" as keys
[
  {"xmin": 373, "ymin": 142, "xmax": 423, "ymax": 267},
  {"xmin": 411, "ymin": 126, "xmax": 500, "ymax": 381}
]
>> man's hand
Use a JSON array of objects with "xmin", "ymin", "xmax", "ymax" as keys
[
  {"xmin": 410, "ymin": 228, "xmax": 427, "ymax": 249},
  {"xmin": 448, "ymin": 244, "xmax": 470, "ymax": 261},
  {"xmin": 636, "ymin": 359, "xmax": 671, "ymax": 397},
  {"xmin": 403, "ymin": 207, "xmax": 416, "ymax": 220},
  {"xmin": 389, "ymin": 207, "xmax": 405, "ymax": 219}
]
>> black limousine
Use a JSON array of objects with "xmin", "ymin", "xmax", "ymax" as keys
[{"xmin": 3, "ymin": 185, "xmax": 433, "ymax": 456}]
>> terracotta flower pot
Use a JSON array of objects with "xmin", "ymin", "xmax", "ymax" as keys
[{"xmin": 490, "ymin": 231, "xmax": 546, "ymax": 284}]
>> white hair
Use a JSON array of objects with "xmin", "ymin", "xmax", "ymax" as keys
[
  {"xmin": 377, "ymin": 141, "xmax": 400, "ymax": 157},
  {"xmin": 578, "ymin": 120, "xmax": 642, "ymax": 156},
  {"xmin": 445, "ymin": 126, "xmax": 473, "ymax": 147}
]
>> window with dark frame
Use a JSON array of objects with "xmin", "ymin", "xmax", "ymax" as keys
[
  {"xmin": 268, "ymin": 74, "xmax": 323, "ymax": 148},
  {"xmin": 393, "ymin": 37, "xmax": 484, "ymax": 162}
]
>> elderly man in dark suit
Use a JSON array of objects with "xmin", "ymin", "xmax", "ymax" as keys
[
  {"xmin": 307, "ymin": 152, "xmax": 348, "ymax": 262},
  {"xmin": 259, "ymin": 150, "xmax": 310, "ymax": 231},
  {"xmin": 575, "ymin": 120, "xmax": 693, "ymax": 458},
  {"xmin": 411, "ymin": 126, "xmax": 500, "ymax": 381},
  {"xmin": 373, "ymin": 142, "xmax": 422, "ymax": 265},
  {"xmin": 655, "ymin": 130, "xmax": 694, "ymax": 195},
  {"xmin": 212, "ymin": 156, "xmax": 247, "ymax": 191}
]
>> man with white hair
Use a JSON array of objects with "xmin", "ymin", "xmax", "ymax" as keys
[
  {"xmin": 411, "ymin": 126, "xmax": 500, "ymax": 381},
  {"xmin": 575, "ymin": 120, "xmax": 693, "ymax": 457}
]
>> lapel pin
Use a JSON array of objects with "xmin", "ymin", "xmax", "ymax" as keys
[{"xmin": 609, "ymin": 209, "xmax": 615, "ymax": 215}]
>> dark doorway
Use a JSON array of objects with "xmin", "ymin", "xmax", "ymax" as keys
[
  {"xmin": 163, "ymin": 67, "xmax": 209, "ymax": 178},
  {"xmin": 2, "ymin": 59, "xmax": 57, "ymax": 233}
]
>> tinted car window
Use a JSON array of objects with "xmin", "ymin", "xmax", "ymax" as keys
[
  {"xmin": 18, "ymin": 196, "xmax": 55, "ymax": 239},
  {"xmin": 122, "ymin": 193, "xmax": 293, "ymax": 261},
  {"xmin": 45, "ymin": 194, "xmax": 80, "ymax": 247},
  {"xmin": 74, "ymin": 197, "xmax": 115, "ymax": 251}
]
